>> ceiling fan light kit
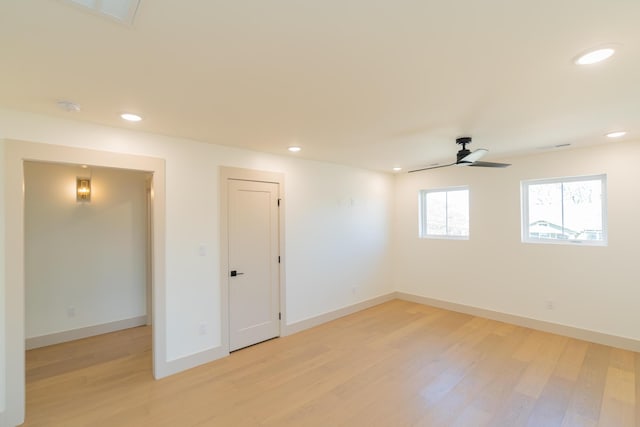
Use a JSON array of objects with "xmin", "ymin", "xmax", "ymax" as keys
[{"xmin": 409, "ymin": 137, "xmax": 511, "ymax": 173}]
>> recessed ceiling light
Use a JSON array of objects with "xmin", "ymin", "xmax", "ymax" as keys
[
  {"xmin": 606, "ymin": 131, "xmax": 626, "ymax": 138},
  {"xmin": 392, "ymin": 167, "xmax": 402, "ymax": 172},
  {"xmin": 575, "ymin": 48, "xmax": 615, "ymax": 65},
  {"xmin": 288, "ymin": 146, "xmax": 301, "ymax": 152},
  {"xmin": 121, "ymin": 113, "xmax": 142, "ymax": 122}
]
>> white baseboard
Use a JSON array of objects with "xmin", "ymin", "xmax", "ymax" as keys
[
  {"xmin": 158, "ymin": 293, "xmax": 396, "ymax": 377},
  {"xmin": 25, "ymin": 316, "xmax": 148, "ymax": 350},
  {"xmin": 283, "ymin": 292, "xmax": 396, "ymax": 336},
  {"xmin": 157, "ymin": 346, "xmax": 229, "ymax": 379},
  {"xmin": 395, "ymin": 292, "xmax": 640, "ymax": 353}
]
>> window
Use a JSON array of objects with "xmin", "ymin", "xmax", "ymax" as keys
[
  {"xmin": 419, "ymin": 187, "xmax": 469, "ymax": 239},
  {"xmin": 521, "ymin": 174, "xmax": 607, "ymax": 245}
]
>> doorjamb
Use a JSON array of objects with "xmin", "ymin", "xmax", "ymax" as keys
[{"xmin": 219, "ymin": 167, "xmax": 285, "ymax": 353}]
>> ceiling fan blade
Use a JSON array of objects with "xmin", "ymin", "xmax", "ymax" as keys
[
  {"xmin": 468, "ymin": 161, "xmax": 511, "ymax": 168},
  {"xmin": 408, "ymin": 163, "xmax": 455, "ymax": 173},
  {"xmin": 459, "ymin": 148, "xmax": 488, "ymax": 163},
  {"xmin": 410, "ymin": 138, "xmax": 511, "ymax": 172}
]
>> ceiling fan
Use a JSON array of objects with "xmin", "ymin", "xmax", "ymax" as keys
[{"xmin": 409, "ymin": 137, "xmax": 511, "ymax": 173}]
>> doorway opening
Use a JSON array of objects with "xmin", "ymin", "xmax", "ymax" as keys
[
  {"xmin": 23, "ymin": 161, "xmax": 153, "ymax": 421},
  {"xmin": 24, "ymin": 162, "xmax": 152, "ymax": 350},
  {"xmin": 3, "ymin": 140, "xmax": 167, "ymax": 427}
]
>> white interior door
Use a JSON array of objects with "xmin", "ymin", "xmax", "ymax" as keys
[{"xmin": 228, "ymin": 179, "xmax": 280, "ymax": 351}]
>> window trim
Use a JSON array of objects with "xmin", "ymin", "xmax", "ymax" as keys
[
  {"xmin": 521, "ymin": 174, "xmax": 607, "ymax": 246},
  {"xmin": 419, "ymin": 186, "xmax": 469, "ymax": 240}
]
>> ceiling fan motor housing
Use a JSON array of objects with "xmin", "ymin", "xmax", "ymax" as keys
[
  {"xmin": 456, "ymin": 148, "xmax": 471, "ymax": 162},
  {"xmin": 456, "ymin": 137, "xmax": 472, "ymax": 162}
]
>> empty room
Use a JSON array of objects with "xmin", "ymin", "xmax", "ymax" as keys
[{"xmin": 1, "ymin": 1, "xmax": 639, "ymax": 426}]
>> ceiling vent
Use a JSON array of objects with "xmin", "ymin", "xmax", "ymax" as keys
[{"xmin": 64, "ymin": 0, "xmax": 141, "ymax": 25}]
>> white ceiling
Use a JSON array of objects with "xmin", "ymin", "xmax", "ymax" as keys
[{"xmin": 1, "ymin": 0, "xmax": 638, "ymax": 172}]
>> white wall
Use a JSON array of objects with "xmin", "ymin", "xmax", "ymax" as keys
[
  {"xmin": 0, "ymin": 108, "xmax": 395, "ymax": 424},
  {"xmin": 394, "ymin": 139, "xmax": 640, "ymax": 341},
  {"xmin": 24, "ymin": 162, "xmax": 148, "ymax": 340},
  {"xmin": 284, "ymin": 160, "xmax": 393, "ymax": 323}
]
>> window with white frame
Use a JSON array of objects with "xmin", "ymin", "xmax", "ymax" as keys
[
  {"xmin": 419, "ymin": 187, "xmax": 469, "ymax": 239},
  {"xmin": 521, "ymin": 174, "xmax": 607, "ymax": 245}
]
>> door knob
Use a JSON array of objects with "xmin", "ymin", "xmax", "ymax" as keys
[{"xmin": 230, "ymin": 270, "xmax": 244, "ymax": 277}]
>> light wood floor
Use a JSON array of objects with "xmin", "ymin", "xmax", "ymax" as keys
[{"xmin": 25, "ymin": 300, "xmax": 639, "ymax": 426}]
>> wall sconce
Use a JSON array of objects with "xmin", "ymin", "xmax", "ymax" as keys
[{"xmin": 76, "ymin": 177, "xmax": 91, "ymax": 202}]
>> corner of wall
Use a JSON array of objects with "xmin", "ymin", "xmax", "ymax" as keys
[
  {"xmin": 284, "ymin": 292, "xmax": 396, "ymax": 336},
  {"xmin": 155, "ymin": 346, "xmax": 228, "ymax": 379}
]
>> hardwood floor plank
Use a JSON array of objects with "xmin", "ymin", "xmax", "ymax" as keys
[
  {"xmin": 446, "ymin": 328, "xmax": 531, "ymax": 426},
  {"xmin": 525, "ymin": 375, "xmax": 574, "ymax": 427},
  {"xmin": 487, "ymin": 391, "xmax": 538, "ymax": 427},
  {"xmin": 563, "ymin": 343, "xmax": 611, "ymax": 423},
  {"xmin": 514, "ymin": 334, "xmax": 568, "ymax": 399},
  {"xmin": 560, "ymin": 411, "xmax": 598, "ymax": 427},
  {"xmin": 554, "ymin": 338, "xmax": 589, "ymax": 382},
  {"xmin": 599, "ymin": 366, "xmax": 635, "ymax": 426}
]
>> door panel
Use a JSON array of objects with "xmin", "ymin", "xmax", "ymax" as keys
[{"xmin": 228, "ymin": 179, "xmax": 280, "ymax": 351}]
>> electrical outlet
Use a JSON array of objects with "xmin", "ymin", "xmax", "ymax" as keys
[
  {"xmin": 198, "ymin": 323, "xmax": 207, "ymax": 336},
  {"xmin": 545, "ymin": 300, "xmax": 555, "ymax": 310},
  {"xmin": 67, "ymin": 307, "xmax": 76, "ymax": 317}
]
